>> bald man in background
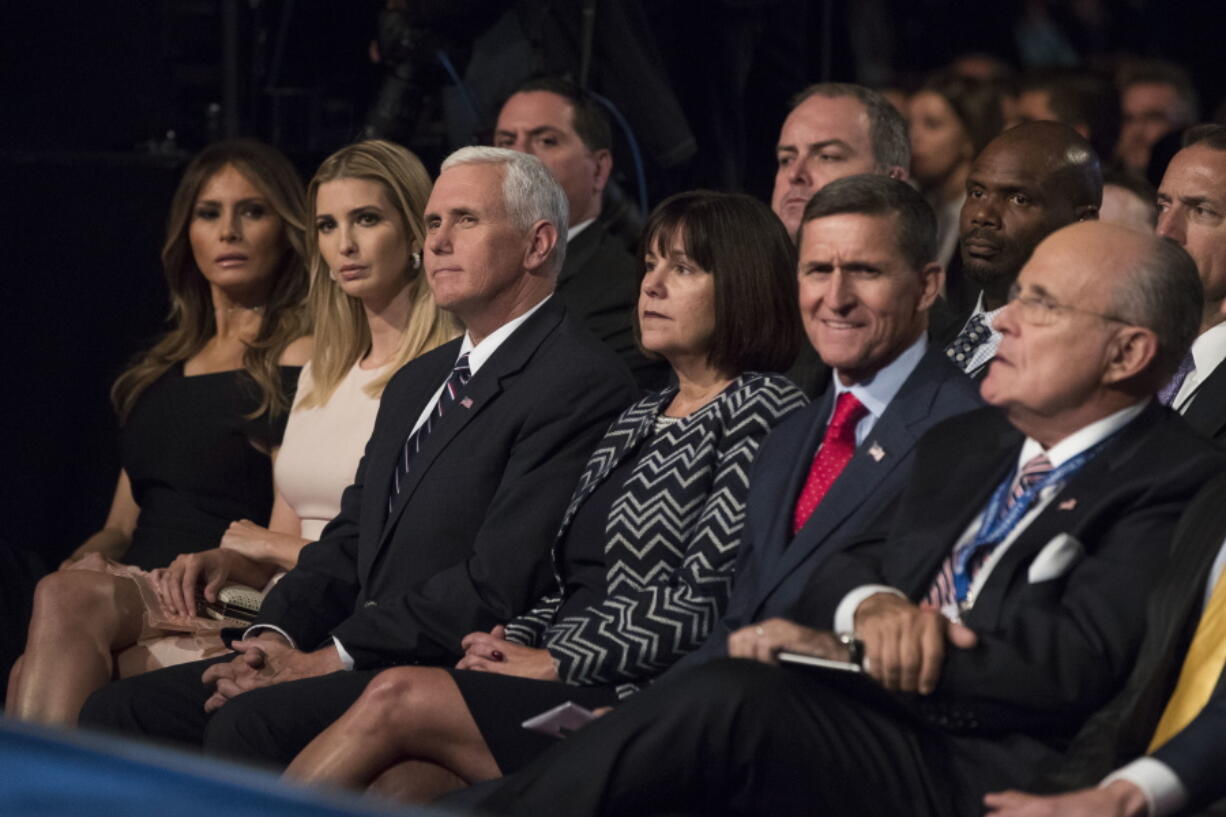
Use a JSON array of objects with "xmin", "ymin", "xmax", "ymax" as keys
[{"xmin": 943, "ymin": 121, "xmax": 1102, "ymax": 378}]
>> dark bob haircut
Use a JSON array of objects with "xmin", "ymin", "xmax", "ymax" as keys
[
  {"xmin": 799, "ymin": 174, "xmax": 938, "ymax": 270},
  {"xmin": 634, "ymin": 190, "xmax": 802, "ymax": 377}
]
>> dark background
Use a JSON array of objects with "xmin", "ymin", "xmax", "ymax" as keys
[{"xmin": 3, "ymin": 0, "xmax": 1224, "ymax": 568}]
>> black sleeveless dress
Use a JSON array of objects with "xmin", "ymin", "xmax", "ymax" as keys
[{"xmin": 120, "ymin": 364, "xmax": 299, "ymax": 571}]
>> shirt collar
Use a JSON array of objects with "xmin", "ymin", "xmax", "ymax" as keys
[
  {"xmin": 1016, "ymin": 399, "xmax": 1149, "ymax": 469},
  {"xmin": 830, "ymin": 334, "xmax": 928, "ymax": 420},
  {"xmin": 457, "ymin": 295, "xmax": 552, "ymax": 375},
  {"xmin": 566, "ymin": 218, "xmax": 596, "ymax": 243},
  {"xmin": 971, "ymin": 290, "xmax": 1008, "ymax": 327},
  {"xmin": 1191, "ymin": 321, "xmax": 1226, "ymax": 379}
]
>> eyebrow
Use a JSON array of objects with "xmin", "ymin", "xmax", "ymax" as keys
[
  {"xmin": 426, "ymin": 205, "xmax": 480, "ymax": 220},
  {"xmin": 801, "ymin": 259, "xmax": 882, "ymax": 272},
  {"xmin": 1178, "ymin": 194, "xmax": 1221, "ymax": 208},
  {"xmin": 967, "ymin": 177, "xmax": 1040, "ymax": 196},
  {"xmin": 317, "ymin": 204, "xmax": 385, "ymax": 219},
  {"xmin": 195, "ymin": 196, "xmax": 267, "ymax": 207},
  {"xmin": 495, "ymin": 125, "xmax": 564, "ymax": 139},
  {"xmin": 777, "ymin": 138, "xmax": 853, "ymax": 154}
]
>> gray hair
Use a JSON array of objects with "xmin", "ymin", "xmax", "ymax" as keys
[
  {"xmin": 440, "ymin": 146, "xmax": 570, "ymax": 271},
  {"xmin": 790, "ymin": 83, "xmax": 910, "ymax": 172},
  {"xmin": 1113, "ymin": 237, "xmax": 1202, "ymax": 381}
]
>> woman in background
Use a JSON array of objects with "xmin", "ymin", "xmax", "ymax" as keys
[
  {"xmin": 909, "ymin": 72, "xmax": 1003, "ymax": 269},
  {"xmin": 285, "ymin": 190, "xmax": 808, "ymax": 802}
]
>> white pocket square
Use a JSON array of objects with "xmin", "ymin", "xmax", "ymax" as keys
[{"xmin": 1027, "ymin": 533, "xmax": 1084, "ymax": 583}]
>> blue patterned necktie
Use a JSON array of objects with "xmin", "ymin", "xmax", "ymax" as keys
[
  {"xmin": 945, "ymin": 313, "xmax": 991, "ymax": 370},
  {"xmin": 388, "ymin": 352, "xmax": 471, "ymax": 513},
  {"xmin": 1158, "ymin": 352, "xmax": 1195, "ymax": 406},
  {"xmin": 926, "ymin": 453, "xmax": 1054, "ymax": 610}
]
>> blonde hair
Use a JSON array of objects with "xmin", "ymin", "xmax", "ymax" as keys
[
  {"xmin": 298, "ymin": 140, "xmax": 458, "ymax": 408},
  {"xmin": 111, "ymin": 139, "xmax": 312, "ymax": 422}
]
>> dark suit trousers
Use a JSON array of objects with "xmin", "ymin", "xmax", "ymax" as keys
[
  {"xmin": 475, "ymin": 658, "xmax": 993, "ymax": 817},
  {"xmin": 79, "ymin": 655, "xmax": 378, "ymax": 769}
]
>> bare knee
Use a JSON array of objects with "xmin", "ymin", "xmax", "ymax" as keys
[
  {"xmin": 31, "ymin": 571, "xmax": 113, "ymax": 625},
  {"xmin": 353, "ymin": 668, "xmax": 425, "ymax": 730},
  {"xmin": 29, "ymin": 570, "xmax": 140, "ymax": 647}
]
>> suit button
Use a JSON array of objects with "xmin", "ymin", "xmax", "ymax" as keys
[{"xmin": 364, "ymin": 600, "xmax": 378, "ymax": 608}]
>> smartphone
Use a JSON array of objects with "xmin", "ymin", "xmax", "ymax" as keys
[
  {"xmin": 776, "ymin": 650, "xmax": 863, "ymax": 673},
  {"xmin": 521, "ymin": 700, "xmax": 598, "ymax": 738}
]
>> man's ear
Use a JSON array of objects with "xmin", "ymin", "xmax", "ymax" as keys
[
  {"xmin": 886, "ymin": 165, "xmax": 909, "ymax": 182},
  {"xmin": 592, "ymin": 149, "xmax": 613, "ymax": 194},
  {"xmin": 1102, "ymin": 326, "xmax": 1159, "ymax": 386},
  {"xmin": 523, "ymin": 220, "xmax": 560, "ymax": 275},
  {"xmin": 917, "ymin": 262, "xmax": 944, "ymax": 313}
]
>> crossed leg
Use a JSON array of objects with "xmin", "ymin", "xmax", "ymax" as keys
[
  {"xmin": 8, "ymin": 566, "xmax": 144, "ymax": 725},
  {"xmin": 285, "ymin": 666, "xmax": 498, "ymax": 802}
]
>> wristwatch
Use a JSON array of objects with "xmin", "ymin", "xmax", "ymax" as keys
[{"xmin": 838, "ymin": 632, "xmax": 864, "ymax": 667}]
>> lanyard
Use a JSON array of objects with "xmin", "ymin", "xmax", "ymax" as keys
[{"xmin": 951, "ymin": 437, "xmax": 1111, "ymax": 604}]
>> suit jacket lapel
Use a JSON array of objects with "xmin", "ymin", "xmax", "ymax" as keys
[
  {"xmin": 756, "ymin": 393, "xmax": 834, "ymax": 564},
  {"xmin": 965, "ymin": 403, "xmax": 1161, "ymax": 630},
  {"xmin": 369, "ymin": 299, "xmax": 567, "ymax": 572},
  {"xmin": 1182, "ymin": 359, "xmax": 1226, "ymax": 439},
  {"xmin": 1115, "ymin": 473, "xmax": 1226, "ymax": 754},
  {"xmin": 359, "ymin": 345, "xmax": 457, "ymax": 573},
  {"xmin": 558, "ymin": 223, "xmax": 600, "ymax": 289},
  {"xmin": 900, "ymin": 415, "xmax": 1020, "ymax": 600},
  {"xmin": 759, "ymin": 357, "xmax": 950, "ymax": 605}
]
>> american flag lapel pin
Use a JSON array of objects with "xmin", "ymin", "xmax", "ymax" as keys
[
  {"xmin": 868, "ymin": 442, "xmax": 886, "ymax": 462},
  {"xmin": 1058, "ymin": 498, "xmax": 1077, "ymax": 511},
  {"xmin": 460, "ymin": 397, "xmax": 474, "ymax": 409}
]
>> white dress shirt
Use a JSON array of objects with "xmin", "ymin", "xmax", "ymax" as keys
[
  {"xmin": 1173, "ymin": 322, "xmax": 1226, "ymax": 413},
  {"xmin": 249, "ymin": 296, "xmax": 554, "ymax": 667},
  {"xmin": 824, "ymin": 334, "xmax": 928, "ymax": 447},
  {"xmin": 834, "ymin": 400, "xmax": 1150, "ymax": 634}
]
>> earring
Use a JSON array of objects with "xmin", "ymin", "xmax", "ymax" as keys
[
  {"xmin": 411, "ymin": 251, "xmax": 422, "ymax": 270},
  {"xmin": 328, "ymin": 267, "xmax": 338, "ymax": 281}
]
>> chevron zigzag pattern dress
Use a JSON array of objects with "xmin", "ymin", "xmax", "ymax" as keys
[{"xmin": 451, "ymin": 372, "xmax": 807, "ymax": 772}]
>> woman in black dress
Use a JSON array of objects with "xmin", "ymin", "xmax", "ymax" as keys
[
  {"xmin": 285, "ymin": 190, "xmax": 808, "ymax": 801},
  {"xmin": 7, "ymin": 140, "xmax": 311, "ymax": 724}
]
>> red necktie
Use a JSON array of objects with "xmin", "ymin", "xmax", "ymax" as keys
[{"xmin": 792, "ymin": 392, "xmax": 869, "ymax": 534}]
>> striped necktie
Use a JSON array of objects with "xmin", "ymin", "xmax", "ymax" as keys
[{"xmin": 388, "ymin": 352, "xmax": 472, "ymax": 513}]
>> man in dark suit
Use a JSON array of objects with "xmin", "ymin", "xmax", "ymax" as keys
[
  {"xmin": 1153, "ymin": 124, "xmax": 1226, "ymax": 443},
  {"xmin": 78, "ymin": 148, "xmax": 638, "ymax": 766},
  {"xmin": 942, "ymin": 121, "xmax": 1102, "ymax": 377},
  {"xmin": 494, "ymin": 77, "xmax": 666, "ymax": 390},
  {"xmin": 984, "ymin": 473, "xmax": 1226, "ymax": 817},
  {"xmin": 471, "ymin": 222, "xmax": 1225, "ymax": 817},
  {"xmin": 672, "ymin": 174, "xmax": 982, "ymax": 672}
]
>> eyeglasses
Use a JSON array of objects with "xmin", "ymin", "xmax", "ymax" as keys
[{"xmin": 1005, "ymin": 284, "xmax": 1130, "ymax": 328}]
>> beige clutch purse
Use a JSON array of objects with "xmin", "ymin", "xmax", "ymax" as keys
[{"xmin": 197, "ymin": 584, "xmax": 265, "ymax": 624}]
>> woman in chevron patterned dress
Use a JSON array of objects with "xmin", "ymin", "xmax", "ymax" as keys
[{"xmin": 285, "ymin": 190, "xmax": 809, "ymax": 801}]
